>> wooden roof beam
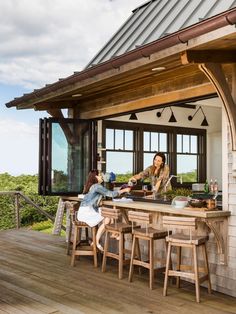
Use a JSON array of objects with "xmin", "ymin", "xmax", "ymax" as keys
[
  {"xmin": 33, "ymin": 101, "xmax": 74, "ymax": 111},
  {"xmin": 181, "ymin": 50, "xmax": 236, "ymax": 64},
  {"xmin": 78, "ymin": 82, "xmax": 215, "ymax": 119},
  {"xmin": 46, "ymin": 109, "xmax": 65, "ymax": 118}
]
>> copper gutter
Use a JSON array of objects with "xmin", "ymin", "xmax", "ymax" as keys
[{"xmin": 6, "ymin": 7, "xmax": 236, "ymax": 108}]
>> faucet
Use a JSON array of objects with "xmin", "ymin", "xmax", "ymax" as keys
[{"xmin": 163, "ymin": 175, "xmax": 182, "ymax": 200}]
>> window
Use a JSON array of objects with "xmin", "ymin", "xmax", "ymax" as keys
[
  {"xmin": 143, "ymin": 131, "xmax": 168, "ymax": 169},
  {"xmin": 103, "ymin": 121, "xmax": 206, "ymax": 187},
  {"xmin": 177, "ymin": 134, "xmax": 198, "ymax": 182},
  {"xmin": 39, "ymin": 118, "xmax": 96, "ymax": 195},
  {"xmin": 104, "ymin": 127, "xmax": 134, "ymax": 180}
]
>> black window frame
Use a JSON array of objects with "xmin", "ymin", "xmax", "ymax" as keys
[
  {"xmin": 39, "ymin": 117, "xmax": 97, "ymax": 196},
  {"xmin": 102, "ymin": 120, "xmax": 206, "ymax": 188}
]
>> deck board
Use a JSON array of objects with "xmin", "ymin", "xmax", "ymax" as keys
[{"xmin": 0, "ymin": 229, "xmax": 235, "ymax": 314}]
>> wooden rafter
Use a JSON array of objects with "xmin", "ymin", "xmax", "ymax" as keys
[{"xmin": 181, "ymin": 50, "xmax": 236, "ymax": 64}]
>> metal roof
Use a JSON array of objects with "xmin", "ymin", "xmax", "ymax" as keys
[{"xmin": 86, "ymin": 0, "xmax": 236, "ymax": 68}]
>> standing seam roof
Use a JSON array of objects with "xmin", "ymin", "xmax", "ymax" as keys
[{"xmin": 86, "ymin": 0, "xmax": 236, "ymax": 68}]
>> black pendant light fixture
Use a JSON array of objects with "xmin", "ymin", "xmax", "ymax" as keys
[
  {"xmin": 129, "ymin": 112, "xmax": 138, "ymax": 120},
  {"xmin": 168, "ymin": 107, "xmax": 177, "ymax": 122},
  {"xmin": 156, "ymin": 106, "xmax": 177, "ymax": 123},
  {"xmin": 188, "ymin": 106, "xmax": 209, "ymax": 126}
]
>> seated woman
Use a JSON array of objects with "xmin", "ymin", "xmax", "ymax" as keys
[
  {"xmin": 129, "ymin": 152, "xmax": 171, "ymax": 193},
  {"xmin": 77, "ymin": 169, "xmax": 130, "ymax": 251}
]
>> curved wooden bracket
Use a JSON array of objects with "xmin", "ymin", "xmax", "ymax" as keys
[
  {"xmin": 204, "ymin": 217, "xmax": 228, "ymax": 265},
  {"xmin": 199, "ymin": 63, "xmax": 236, "ymax": 176},
  {"xmin": 199, "ymin": 63, "xmax": 236, "ymax": 150}
]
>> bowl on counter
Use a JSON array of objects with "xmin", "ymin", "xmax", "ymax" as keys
[
  {"xmin": 172, "ymin": 196, "xmax": 189, "ymax": 209},
  {"xmin": 189, "ymin": 199, "xmax": 207, "ymax": 208}
]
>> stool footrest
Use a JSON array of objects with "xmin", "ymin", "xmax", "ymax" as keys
[{"xmin": 168, "ymin": 270, "xmax": 195, "ymax": 280}]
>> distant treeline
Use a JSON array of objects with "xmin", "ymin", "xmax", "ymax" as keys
[{"xmin": 0, "ymin": 173, "xmax": 59, "ymax": 230}]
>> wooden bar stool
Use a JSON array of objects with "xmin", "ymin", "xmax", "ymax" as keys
[
  {"xmin": 70, "ymin": 210, "xmax": 98, "ymax": 267},
  {"xmin": 101, "ymin": 206, "xmax": 133, "ymax": 279},
  {"xmin": 128, "ymin": 211, "xmax": 168, "ymax": 290},
  {"xmin": 65, "ymin": 201, "xmax": 83, "ymax": 256},
  {"xmin": 162, "ymin": 216, "xmax": 211, "ymax": 303}
]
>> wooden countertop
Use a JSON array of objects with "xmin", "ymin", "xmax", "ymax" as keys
[
  {"xmin": 61, "ymin": 196, "xmax": 230, "ymax": 218},
  {"xmin": 102, "ymin": 200, "xmax": 231, "ymax": 219}
]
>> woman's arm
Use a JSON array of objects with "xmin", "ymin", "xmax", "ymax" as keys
[
  {"xmin": 129, "ymin": 166, "xmax": 151, "ymax": 183},
  {"xmin": 95, "ymin": 184, "xmax": 130, "ymax": 198}
]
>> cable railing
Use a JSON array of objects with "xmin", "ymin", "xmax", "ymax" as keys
[{"xmin": 0, "ymin": 191, "xmax": 65, "ymax": 231}]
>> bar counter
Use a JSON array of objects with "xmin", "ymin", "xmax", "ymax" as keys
[
  {"xmin": 63, "ymin": 196, "xmax": 230, "ymax": 265},
  {"xmin": 103, "ymin": 199, "xmax": 231, "ymax": 265}
]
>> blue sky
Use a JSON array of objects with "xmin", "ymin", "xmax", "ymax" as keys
[{"xmin": 0, "ymin": 0, "xmax": 143, "ymax": 175}]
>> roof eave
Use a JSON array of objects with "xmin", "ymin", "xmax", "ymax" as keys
[{"xmin": 6, "ymin": 7, "xmax": 236, "ymax": 109}]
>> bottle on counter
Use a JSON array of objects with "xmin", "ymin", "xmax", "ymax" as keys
[
  {"xmin": 210, "ymin": 179, "xmax": 214, "ymax": 194},
  {"xmin": 204, "ymin": 180, "xmax": 209, "ymax": 193},
  {"xmin": 213, "ymin": 179, "xmax": 218, "ymax": 196}
]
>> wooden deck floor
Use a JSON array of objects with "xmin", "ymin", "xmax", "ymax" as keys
[{"xmin": 0, "ymin": 229, "xmax": 235, "ymax": 314}]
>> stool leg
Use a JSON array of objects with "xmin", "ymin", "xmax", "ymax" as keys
[
  {"xmin": 128, "ymin": 235, "xmax": 137, "ymax": 282},
  {"xmin": 163, "ymin": 242, "xmax": 171, "ymax": 296},
  {"xmin": 71, "ymin": 225, "xmax": 78, "ymax": 266},
  {"xmin": 149, "ymin": 238, "xmax": 154, "ymax": 290},
  {"xmin": 118, "ymin": 232, "xmax": 124, "ymax": 279},
  {"xmin": 193, "ymin": 245, "xmax": 200, "ymax": 303},
  {"xmin": 176, "ymin": 246, "xmax": 181, "ymax": 288},
  {"xmin": 66, "ymin": 219, "xmax": 72, "ymax": 255},
  {"xmin": 102, "ymin": 231, "xmax": 109, "ymax": 273},
  {"xmin": 135, "ymin": 236, "xmax": 142, "ymax": 275},
  {"xmin": 92, "ymin": 227, "xmax": 98, "ymax": 267},
  {"xmin": 202, "ymin": 243, "xmax": 211, "ymax": 294}
]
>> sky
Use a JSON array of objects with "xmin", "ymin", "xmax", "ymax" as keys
[{"xmin": 0, "ymin": 0, "xmax": 144, "ymax": 175}]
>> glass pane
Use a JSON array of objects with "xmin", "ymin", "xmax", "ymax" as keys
[
  {"xmin": 143, "ymin": 153, "xmax": 154, "ymax": 169},
  {"xmin": 177, "ymin": 154, "xmax": 197, "ymax": 182},
  {"xmin": 177, "ymin": 134, "xmax": 182, "ymax": 153},
  {"xmin": 143, "ymin": 132, "xmax": 150, "ymax": 151},
  {"xmin": 183, "ymin": 135, "xmax": 190, "ymax": 153},
  {"xmin": 115, "ymin": 129, "xmax": 123, "ymax": 149},
  {"xmin": 125, "ymin": 130, "xmax": 133, "ymax": 150},
  {"xmin": 191, "ymin": 135, "xmax": 197, "ymax": 153},
  {"xmin": 51, "ymin": 120, "xmax": 91, "ymax": 194},
  {"xmin": 106, "ymin": 152, "xmax": 133, "ymax": 181},
  {"xmin": 106, "ymin": 129, "xmax": 114, "ymax": 149},
  {"xmin": 159, "ymin": 133, "xmax": 167, "ymax": 151},
  {"xmin": 151, "ymin": 132, "xmax": 159, "ymax": 151}
]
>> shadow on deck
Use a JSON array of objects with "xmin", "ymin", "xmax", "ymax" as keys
[{"xmin": 0, "ymin": 229, "xmax": 235, "ymax": 314}]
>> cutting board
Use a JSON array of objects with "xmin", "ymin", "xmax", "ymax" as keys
[{"xmin": 184, "ymin": 206, "xmax": 217, "ymax": 211}]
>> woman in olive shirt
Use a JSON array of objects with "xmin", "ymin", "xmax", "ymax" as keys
[{"xmin": 129, "ymin": 152, "xmax": 171, "ymax": 192}]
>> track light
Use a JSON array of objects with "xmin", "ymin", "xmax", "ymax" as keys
[
  {"xmin": 188, "ymin": 106, "xmax": 209, "ymax": 126},
  {"xmin": 156, "ymin": 106, "xmax": 177, "ymax": 123},
  {"xmin": 129, "ymin": 113, "xmax": 138, "ymax": 120}
]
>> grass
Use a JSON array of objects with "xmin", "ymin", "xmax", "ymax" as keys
[{"xmin": 30, "ymin": 219, "xmax": 66, "ymax": 236}]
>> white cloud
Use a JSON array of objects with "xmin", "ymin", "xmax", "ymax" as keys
[
  {"xmin": 0, "ymin": 120, "xmax": 38, "ymax": 175},
  {"xmin": 0, "ymin": 0, "xmax": 143, "ymax": 89},
  {"xmin": 0, "ymin": 0, "xmax": 143, "ymax": 175}
]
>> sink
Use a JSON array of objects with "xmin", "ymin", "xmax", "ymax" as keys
[{"xmin": 127, "ymin": 195, "xmax": 172, "ymax": 205}]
